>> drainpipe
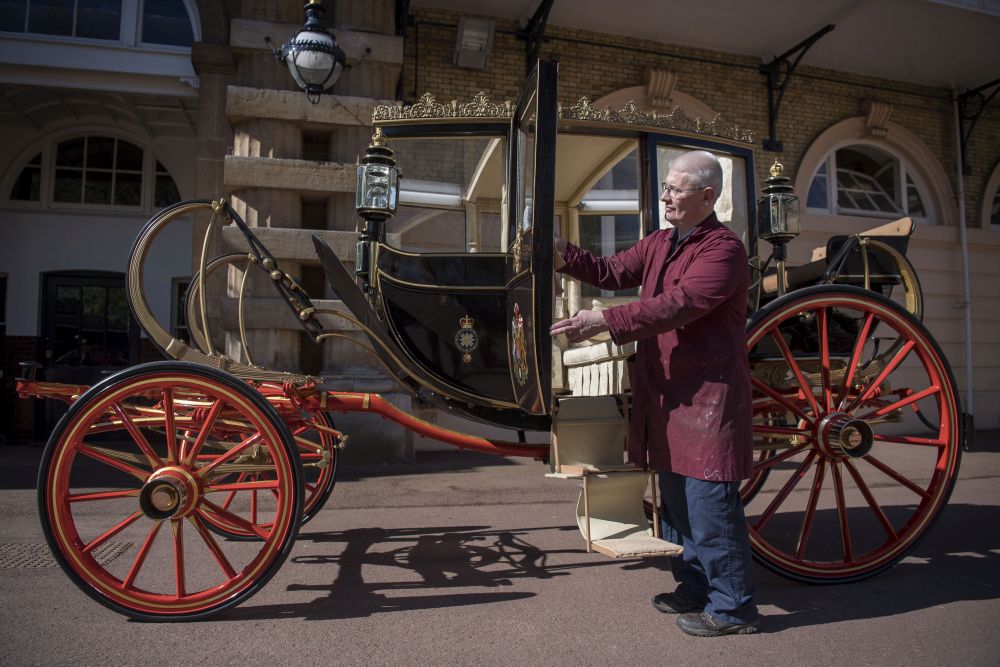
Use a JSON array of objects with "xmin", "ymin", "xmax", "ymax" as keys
[{"xmin": 951, "ymin": 88, "xmax": 974, "ymax": 440}]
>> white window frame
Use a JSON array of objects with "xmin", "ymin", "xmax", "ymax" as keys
[
  {"xmin": 0, "ymin": 0, "xmax": 201, "ymax": 50},
  {"xmin": 807, "ymin": 141, "xmax": 933, "ymax": 224},
  {"xmin": 2, "ymin": 130, "xmax": 180, "ymax": 215}
]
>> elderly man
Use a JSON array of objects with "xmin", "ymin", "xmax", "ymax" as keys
[{"xmin": 550, "ymin": 150, "xmax": 759, "ymax": 636}]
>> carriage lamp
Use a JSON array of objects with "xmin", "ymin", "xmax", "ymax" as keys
[
  {"xmin": 266, "ymin": 2, "xmax": 346, "ymax": 104},
  {"xmin": 756, "ymin": 160, "xmax": 801, "ymax": 295},
  {"xmin": 354, "ymin": 128, "xmax": 400, "ymax": 290}
]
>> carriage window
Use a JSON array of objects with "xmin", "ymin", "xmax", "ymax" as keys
[
  {"xmin": 388, "ymin": 135, "xmax": 505, "ymax": 253},
  {"xmin": 808, "ymin": 145, "xmax": 931, "ymax": 223},
  {"xmin": 577, "ymin": 147, "xmax": 641, "ymax": 298},
  {"xmin": 656, "ymin": 144, "xmax": 749, "ymax": 246}
]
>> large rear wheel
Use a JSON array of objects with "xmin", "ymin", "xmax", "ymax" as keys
[
  {"xmin": 38, "ymin": 361, "xmax": 303, "ymax": 620},
  {"xmin": 743, "ymin": 285, "xmax": 961, "ymax": 583}
]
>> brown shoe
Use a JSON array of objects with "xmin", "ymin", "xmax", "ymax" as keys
[
  {"xmin": 651, "ymin": 592, "xmax": 706, "ymax": 615},
  {"xmin": 676, "ymin": 611, "xmax": 761, "ymax": 637}
]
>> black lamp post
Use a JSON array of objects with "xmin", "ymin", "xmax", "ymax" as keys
[
  {"xmin": 266, "ymin": 2, "xmax": 346, "ymax": 104},
  {"xmin": 756, "ymin": 160, "xmax": 801, "ymax": 295}
]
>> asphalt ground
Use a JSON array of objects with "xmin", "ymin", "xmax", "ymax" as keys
[{"xmin": 1, "ymin": 432, "xmax": 999, "ymax": 666}]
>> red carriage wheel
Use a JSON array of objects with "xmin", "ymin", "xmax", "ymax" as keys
[
  {"xmin": 37, "ymin": 361, "xmax": 303, "ymax": 620},
  {"xmin": 742, "ymin": 285, "xmax": 961, "ymax": 583},
  {"xmin": 199, "ymin": 402, "xmax": 340, "ymax": 540}
]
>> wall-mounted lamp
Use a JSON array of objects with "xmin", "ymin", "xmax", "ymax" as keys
[
  {"xmin": 453, "ymin": 16, "xmax": 495, "ymax": 70},
  {"xmin": 266, "ymin": 1, "xmax": 368, "ymax": 104}
]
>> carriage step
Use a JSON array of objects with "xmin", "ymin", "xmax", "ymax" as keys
[{"xmin": 591, "ymin": 535, "xmax": 683, "ymax": 559}]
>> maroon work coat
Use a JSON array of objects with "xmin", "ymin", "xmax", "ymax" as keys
[{"xmin": 558, "ymin": 214, "xmax": 753, "ymax": 481}]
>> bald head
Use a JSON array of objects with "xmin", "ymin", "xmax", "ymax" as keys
[{"xmin": 669, "ymin": 151, "xmax": 723, "ymax": 204}]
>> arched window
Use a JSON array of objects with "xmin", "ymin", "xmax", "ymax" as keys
[
  {"xmin": 807, "ymin": 144, "xmax": 931, "ymax": 223},
  {"xmin": 6, "ymin": 133, "xmax": 181, "ymax": 212}
]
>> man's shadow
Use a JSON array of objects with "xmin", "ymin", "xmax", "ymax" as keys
[{"xmin": 755, "ymin": 502, "xmax": 1000, "ymax": 631}]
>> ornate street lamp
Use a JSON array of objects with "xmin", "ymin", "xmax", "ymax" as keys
[
  {"xmin": 756, "ymin": 160, "xmax": 801, "ymax": 295},
  {"xmin": 266, "ymin": 2, "xmax": 346, "ymax": 104}
]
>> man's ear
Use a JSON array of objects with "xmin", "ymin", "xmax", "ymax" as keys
[{"xmin": 702, "ymin": 187, "xmax": 716, "ymax": 207}]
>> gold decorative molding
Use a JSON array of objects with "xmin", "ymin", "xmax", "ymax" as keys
[
  {"xmin": 373, "ymin": 92, "xmax": 515, "ymax": 121},
  {"xmin": 559, "ymin": 97, "xmax": 754, "ymax": 144},
  {"xmin": 373, "ymin": 92, "xmax": 754, "ymax": 144}
]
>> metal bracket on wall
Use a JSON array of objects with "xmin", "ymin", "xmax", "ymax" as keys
[
  {"xmin": 518, "ymin": 0, "xmax": 555, "ymax": 75},
  {"xmin": 760, "ymin": 24, "xmax": 836, "ymax": 152},
  {"xmin": 957, "ymin": 78, "xmax": 1000, "ymax": 176}
]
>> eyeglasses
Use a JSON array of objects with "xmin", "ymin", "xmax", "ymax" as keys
[{"xmin": 661, "ymin": 184, "xmax": 706, "ymax": 198}]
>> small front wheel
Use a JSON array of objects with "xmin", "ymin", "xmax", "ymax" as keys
[{"xmin": 38, "ymin": 361, "xmax": 303, "ymax": 621}]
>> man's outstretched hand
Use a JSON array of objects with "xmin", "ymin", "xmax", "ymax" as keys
[{"xmin": 550, "ymin": 309, "xmax": 609, "ymax": 344}]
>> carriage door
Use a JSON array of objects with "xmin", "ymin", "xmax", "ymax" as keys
[{"xmin": 505, "ymin": 60, "xmax": 558, "ymax": 414}]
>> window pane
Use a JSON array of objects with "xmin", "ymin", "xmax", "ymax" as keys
[
  {"xmin": 82, "ymin": 286, "xmax": 106, "ymax": 332},
  {"xmin": 28, "ymin": 0, "xmax": 73, "ymax": 35},
  {"xmin": 0, "ymin": 0, "xmax": 27, "ymax": 32},
  {"xmin": 10, "ymin": 164, "xmax": 41, "ymax": 201},
  {"xmin": 837, "ymin": 190, "xmax": 854, "ymax": 209},
  {"xmin": 56, "ymin": 138, "xmax": 85, "ymax": 168},
  {"xmin": 87, "ymin": 136, "xmax": 115, "ymax": 170},
  {"xmin": 84, "ymin": 171, "xmax": 112, "ymax": 204},
  {"xmin": 807, "ymin": 173, "xmax": 828, "ymax": 209},
  {"xmin": 142, "ymin": 0, "xmax": 194, "ymax": 46},
  {"xmin": 117, "ymin": 140, "xmax": 143, "ymax": 171},
  {"xmin": 107, "ymin": 286, "xmax": 129, "ymax": 332},
  {"xmin": 154, "ymin": 173, "xmax": 180, "ymax": 207},
  {"xmin": 580, "ymin": 214, "xmax": 639, "ymax": 298},
  {"xmin": 76, "ymin": 0, "xmax": 121, "ymax": 39},
  {"xmin": 906, "ymin": 175, "xmax": 926, "ymax": 217},
  {"xmin": 115, "ymin": 172, "xmax": 141, "ymax": 206},
  {"xmin": 54, "ymin": 169, "xmax": 82, "ymax": 202}
]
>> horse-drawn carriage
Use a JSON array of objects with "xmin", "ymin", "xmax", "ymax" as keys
[{"xmin": 17, "ymin": 62, "xmax": 963, "ymax": 620}]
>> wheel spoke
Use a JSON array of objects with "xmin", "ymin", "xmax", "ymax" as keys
[
  {"xmin": 111, "ymin": 403, "xmax": 164, "ymax": 469},
  {"xmin": 768, "ymin": 328, "xmax": 822, "ymax": 418},
  {"xmin": 188, "ymin": 514, "xmax": 237, "ymax": 579},
  {"xmin": 196, "ymin": 432, "xmax": 263, "ymax": 478},
  {"xmin": 795, "ymin": 459, "xmax": 826, "ymax": 559},
  {"xmin": 753, "ymin": 450, "xmax": 817, "ymax": 532},
  {"xmin": 122, "ymin": 520, "xmax": 163, "ymax": 589},
  {"xmin": 845, "ymin": 340, "xmax": 915, "ymax": 413},
  {"xmin": 862, "ymin": 455, "xmax": 932, "ymax": 500},
  {"xmin": 182, "ymin": 399, "xmax": 224, "ymax": 466},
  {"xmin": 753, "ymin": 424, "xmax": 813, "ymax": 438},
  {"xmin": 836, "ymin": 312, "xmax": 876, "ymax": 410},
  {"xmin": 830, "ymin": 462, "xmax": 853, "ymax": 562},
  {"xmin": 208, "ymin": 479, "xmax": 280, "ymax": 493},
  {"xmin": 83, "ymin": 510, "xmax": 143, "ymax": 554},
  {"xmin": 842, "ymin": 460, "xmax": 898, "ymax": 540},
  {"xmin": 67, "ymin": 488, "xmax": 141, "ymax": 503},
  {"xmin": 750, "ymin": 377, "xmax": 813, "ymax": 423},
  {"xmin": 199, "ymin": 500, "xmax": 270, "ymax": 539},
  {"xmin": 78, "ymin": 443, "xmax": 150, "ymax": 482},
  {"xmin": 751, "ymin": 440, "xmax": 811, "ymax": 473},
  {"xmin": 171, "ymin": 519, "xmax": 185, "ymax": 598},
  {"xmin": 162, "ymin": 388, "xmax": 179, "ymax": 464},
  {"xmin": 817, "ymin": 307, "xmax": 832, "ymax": 413},
  {"xmin": 859, "ymin": 385, "xmax": 941, "ymax": 421},
  {"xmin": 871, "ymin": 434, "xmax": 946, "ymax": 448}
]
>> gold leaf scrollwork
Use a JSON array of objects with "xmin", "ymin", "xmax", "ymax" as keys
[
  {"xmin": 373, "ymin": 92, "xmax": 515, "ymax": 121},
  {"xmin": 559, "ymin": 97, "xmax": 754, "ymax": 144}
]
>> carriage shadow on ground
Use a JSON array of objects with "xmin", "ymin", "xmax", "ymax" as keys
[{"xmin": 220, "ymin": 523, "xmax": 654, "ymax": 622}]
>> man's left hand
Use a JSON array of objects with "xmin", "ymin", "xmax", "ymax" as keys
[{"xmin": 549, "ymin": 309, "xmax": 609, "ymax": 344}]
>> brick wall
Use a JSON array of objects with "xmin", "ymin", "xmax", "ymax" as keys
[{"xmin": 402, "ymin": 7, "xmax": 999, "ymax": 228}]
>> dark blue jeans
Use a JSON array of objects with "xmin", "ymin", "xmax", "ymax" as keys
[{"xmin": 658, "ymin": 470, "xmax": 758, "ymax": 624}]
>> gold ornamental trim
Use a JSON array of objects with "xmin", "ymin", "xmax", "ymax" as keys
[
  {"xmin": 373, "ymin": 92, "xmax": 754, "ymax": 144},
  {"xmin": 373, "ymin": 92, "xmax": 515, "ymax": 122},
  {"xmin": 559, "ymin": 97, "xmax": 755, "ymax": 144}
]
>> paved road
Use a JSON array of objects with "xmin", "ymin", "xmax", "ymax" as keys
[{"xmin": 1, "ymin": 433, "xmax": 999, "ymax": 666}]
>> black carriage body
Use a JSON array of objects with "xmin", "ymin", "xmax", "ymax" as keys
[{"xmin": 338, "ymin": 60, "xmax": 759, "ymax": 431}]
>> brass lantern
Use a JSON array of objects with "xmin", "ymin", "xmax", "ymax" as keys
[
  {"xmin": 355, "ymin": 129, "xmax": 399, "ymax": 222},
  {"xmin": 756, "ymin": 160, "xmax": 801, "ymax": 245}
]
